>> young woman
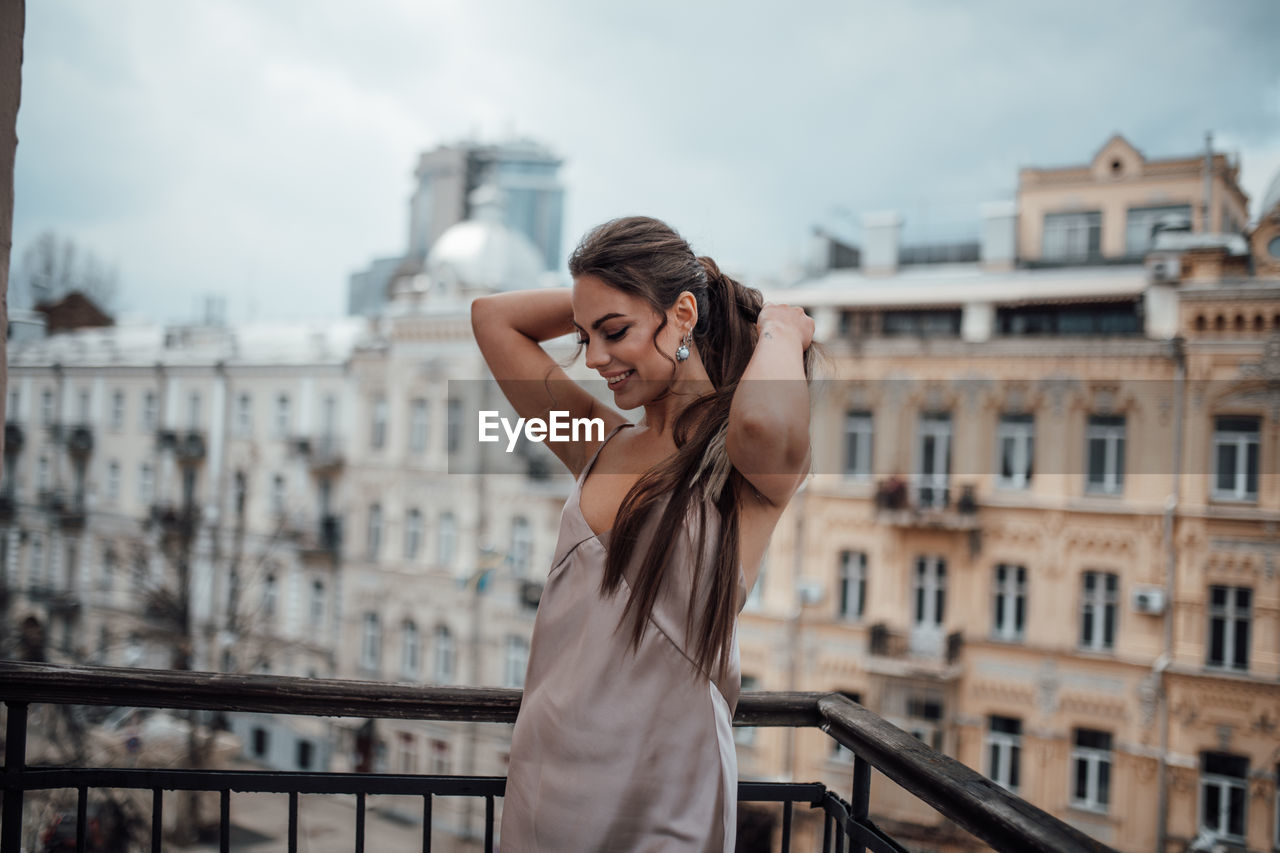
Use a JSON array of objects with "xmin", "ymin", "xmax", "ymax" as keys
[{"xmin": 471, "ymin": 216, "xmax": 814, "ymax": 851}]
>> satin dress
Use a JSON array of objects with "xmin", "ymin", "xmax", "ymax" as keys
[{"xmin": 499, "ymin": 425, "xmax": 747, "ymax": 852}]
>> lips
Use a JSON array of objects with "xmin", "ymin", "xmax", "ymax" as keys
[{"xmin": 605, "ymin": 370, "xmax": 634, "ymax": 389}]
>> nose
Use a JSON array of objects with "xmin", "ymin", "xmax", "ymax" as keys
[{"xmin": 583, "ymin": 338, "xmax": 608, "ymax": 370}]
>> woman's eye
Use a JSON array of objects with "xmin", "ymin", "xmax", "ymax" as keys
[
  {"xmin": 575, "ymin": 336, "xmax": 588, "ymax": 346},
  {"xmin": 605, "ymin": 326, "xmax": 629, "ymax": 342}
]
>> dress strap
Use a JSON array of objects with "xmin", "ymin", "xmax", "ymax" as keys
[{"xmin": 578, "ymin": 422, "xmax": 634, "ymax": 483}]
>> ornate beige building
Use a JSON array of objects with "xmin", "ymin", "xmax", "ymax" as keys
[{"xmin": 738, "ymin": 142, "xmax": 1280, "ymax": 852}]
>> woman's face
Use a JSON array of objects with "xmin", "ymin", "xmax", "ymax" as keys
[{"xmin": 571, "ymin": 273, "xmax": 684, "ymax": 409}]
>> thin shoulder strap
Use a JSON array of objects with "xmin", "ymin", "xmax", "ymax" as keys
[{"xmin": 579, "ymin": 422, "xmax": 633, "ymax": 481}]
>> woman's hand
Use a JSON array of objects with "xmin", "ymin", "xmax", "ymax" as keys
[{"xmin": 756, "ymin": 303, "xmax": 814, "ymax": 352}]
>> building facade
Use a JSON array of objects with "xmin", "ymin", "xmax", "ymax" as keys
[{"xmin": 737, "ymin": 141, "xmax": 1280, "ymax": 852}]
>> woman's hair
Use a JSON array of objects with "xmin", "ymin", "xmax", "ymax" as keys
[{"xmin": 568, "ymin": 216, "xmax": 813, "ymax": 685}]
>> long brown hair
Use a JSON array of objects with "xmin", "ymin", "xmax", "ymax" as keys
[{"xmin": 568, "ymin": 216, "xmax": 811, "ymax": 685}]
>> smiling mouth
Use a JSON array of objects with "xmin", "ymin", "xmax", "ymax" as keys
[{"xmin": 606, "ymin": 370, "xmax": 634, "ymax": 388}]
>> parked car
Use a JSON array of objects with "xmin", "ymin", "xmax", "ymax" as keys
[{"xmin": 40, "ymin": 799, "xmax": 132, "ymax": 852}]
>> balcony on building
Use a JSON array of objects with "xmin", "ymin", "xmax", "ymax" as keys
[
  {"xmin": 865, "ymin": 622, "xmax": 965, "ymax": 680},
  {"xmin": 873, "ymin": 478, "xmax": 979, "ymax": 531},
  {"xmin": 0, "ymin": 661, "xmax": 1114, "ymax": 853},
  {"xmin": 64, "ymin": 424, "xmax": 95, "ymax": 457},
  {"xmin": 294, "ymin": 434, "xmax": 345, "ymax": 472},
  {"xmin": 148, "ymin": 501, "xmax": 199, "ymax": 539},
  {"xmin": 297, "ymin": 513, "xmax": 343, "ymax": 559},
  {"xmin": 175, "ymin": 430, "xmax": 207, "ymax": 463},
  {"xmin": 37, "ymin": 488, "xmax": 87, "ymax": 528}
]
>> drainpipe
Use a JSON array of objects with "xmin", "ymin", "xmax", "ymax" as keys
[
  {"xmin": 1156, "ymin": 335, "xmax": 1185, "ymax": 853},
  {"xmin": 1201, "ymin": 132, "xmax": 1213, "ymax": 233}
]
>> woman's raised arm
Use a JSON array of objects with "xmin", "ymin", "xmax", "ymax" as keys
[
  {"xmin": 471, "ymin": 289, "xmax": 627, "ymax": 475},
  {"xmin": 725, "ymin": 304, "xmax": 814, "ymax": 507}
]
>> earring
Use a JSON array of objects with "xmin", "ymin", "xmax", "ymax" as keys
[{"xmin": 675, "ymin": 330, "xmax": 692, "ymax": 362}]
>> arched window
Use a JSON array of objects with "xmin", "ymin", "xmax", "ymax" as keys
[{"xmin": 434, "ymin": 625, "xmax": 455, "ymax": 683}]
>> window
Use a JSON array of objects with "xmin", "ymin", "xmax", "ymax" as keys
[
  {"xmin": 8, "ymin": 388, "xmax": 20, "ymax": 422},
  {"xmin": 235, "ymin": 393, "xmax": 252, "ymax": 436},
  {"xmin": 913, "ymin": 555, "xmax": 946, "ymax": 629},
  {"xmin": 142, "ymin": 391, "xmax": 157, "ymax": 431},
  {"xmin": 1199, "ymin": 752, "xmax": 1247, "ymax": 841},
  {"xmin": 404, "ymin": 509, "xmax": 423, "ymax": 560},
  {"xmin": 843, "ymin": 411, "xmax": 873, "ymax": 480},
  {"xmin": 296, "ymin": 740, "xmax": 314, "ymax": 771},
  {"xmin": 1125, "ymin": 204, "xmax": 1191, "ymax": 255},
  {"xmin": 735, "ymin": 675, "xmax": 760, "ymax": 746},
  {"xmin": 437, "ymin": 512, "xmax": 456, "ymax": 568},
  {"xmin": 367, "ymin": 504, "xmax": 382, "ymax": 560},
  {"xmin": 1085, "ymin": 415, "xmax": 1125, "ymax": 495},
  {"xmin": 434, "ymin": 625, "xmax": 455, "ymax": 683},
  {"xmin": 398, "ymin": 733, "xmax": 417, "ymax": 774},
  {"xmin": 263, "ymin": 574, "xmax": 278, "ymax": 617},
  {"xmin": 907, "ymin": 696, "xmax": 944, "ymax": 752},
  {"xmin": 430, "ymin": 739, "xmax": 451, "ymax": 775},
  {"xmin": 409, "ymin": 398, "xmax": 429, "ymax": 453},
  {"xmin": 188, "ymin": 392, "xmax": 202, "ymax": 430},
  {"xmin": 986, "ymin": 716, "xmax": 1022, "ymax": 791},
  {"xmin": 992, "ymin": 564, "xmax": 1026, "ymax": 642},
  {"xmin": 1080, "ymin": 571, "xmax": 1118, "ymax": 652},
  {"xmin": 110, "ymin": 390, "xmax": 125, "ymax": 430},
  {"xmin": 401, "ymin": 620, "xmax": 421, "ymax": 679},
  {"xmin": 1071, "ymin": 729, "xmax": 1112, "ymax": 812},
  {"xmin": 106, "ymin": 460, "xmax": 121, "ymax": 502},
  {"xmin": 29, "ymin": 534, "xmax": 45, "ymax": 589},
  {"xmin": 37, "ymin": 456, "xmax": 49, "ymax": 492},
  {"xmin": 41, "ymin": 389, "xmax": 54, "ymax": 425},
  {"xmin": 996, "ymin": 414, "xmax": 1034, "ymax": 489},
  {"xmin": 99, "ymin": 545, "xmax": 115, "ymax": 591},
  {"xmin": 139, "ymin": 463, "xmax": 154, "ymax": 505},
  {"xmin": 132, "ymin": 551, "xmax": 148, "ymax": 592},
  {"xmin": 1211, "ymin": 416, "xmax": 1259, "ymax": 501},
  {"xmin": 1042, "ymin": 211, "xmax": 1101, "ymax": 261},
  {"xmin": 916, "ymin": 413, "xmax": 951, "ymax": 508},
  {"xmin": 447, "ymin": 398, "xmax": 461, "ymax": 455},
  {"xmin": 360, "ymin": 612, "xmax": 382, "ymax": 671},
  {"xmin": 274, "ymin": 394, "xmax": 291, "ymax": 438},
  {"xmin": 837, "ymin": 550, "xmax": 866, "ymax": 621},
  {"xmin": 1207, "ymin": 585, "xmax": 1250, "ymax": 671},
  {"xmin": 510, "ymin": 516, "xmax": 532, "ymax": 575},
  {"xmin": 271, "ymin": 475, "xmax": 286, "ymax": 516},
  {"xmin": 77, "ymin": 389, "xmax": 90, "ymax": 423},
  {"xmin": 251, "ymin": 727, "xmax": 270, "ymax": 759},
  {"xmin": 371, "ymin": 396, "xmax": 388, "ymax": 450},
  {"xmin": 310, "ymin": 580, "xmax": 326, "ymax": 633},
  {"xmin": 505, "ymin": 635, "xmax": 529, "ymax": 688}
]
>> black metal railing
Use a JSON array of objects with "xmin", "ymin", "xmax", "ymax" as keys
[{"xmin": 0, "ymin": 662, "xmax": 1116, "ymax": 853}]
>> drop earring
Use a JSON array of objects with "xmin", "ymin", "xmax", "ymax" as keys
[{"xmin": 675, "ymin": 330, "xmax": 692, "ymax": 363}]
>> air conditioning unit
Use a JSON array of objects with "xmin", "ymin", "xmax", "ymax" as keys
[{"xmin": 1132, "ymin": 587, "xmax": 1166, "ymax": 615}]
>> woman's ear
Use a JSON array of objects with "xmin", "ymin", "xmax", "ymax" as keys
[{"xmin": 673, "ymin": 290, "xmax": 699, "ymax": 333}]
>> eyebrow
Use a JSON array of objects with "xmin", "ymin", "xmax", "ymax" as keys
[{"xmin": 571, "ymin": 313, "xmax": 626, "ymax": 332}]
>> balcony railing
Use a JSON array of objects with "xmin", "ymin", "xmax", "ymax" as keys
[{"xmin": 0, "ymin": 662, "xmax": 1115, "ymax": 853}]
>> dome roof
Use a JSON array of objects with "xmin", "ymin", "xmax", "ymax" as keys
[
  {"xmin": 1260, "ymin": 168, "xmax": 1280, "ymax": 220},
  {"xmin": 426, "ymin": 185, "xmax": 545, "ymax": 292}
]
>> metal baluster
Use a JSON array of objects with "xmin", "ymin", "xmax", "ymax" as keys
[
  {"xmin": 851, "ymin": 755, "xmax": 871, "ymax": 853},
  {"xmin": 835, "ymin": 823, "xmax": 845, "ymax": 853},
  {"xmin": 75, "ymin": 785, "xmax": 87, "ymax": 853},
  {"xmin": 822, "ymin": 811, "xmax": 832, "ymax": 853},
  {"xmin": 1, "ymin": 702, "xmax": 29, "ymax": 853},
  {"xmin": 422, "ymin": 795, "xmax": 432, "ymax": 853},
  {"xmin": 220, "ymin": 789, "xmax": 230, "ymax": 853},
  {"xmin": 151, "ymin": 789, "xmax": 162, "ymax": 853},
  {"xmin": 288, "ymin": 791, "xmax": 298, "ymax": 853},
  {"xmin": 484, "ymin": 795, "xmax": 494, "ymax": 853},
  {"xmin": 355, "ymin": 792, "xmax": 366, "ymax": 853},
  {"xmin": 781, "ymin": 800, "xmax": 793, "ymax": 853}
]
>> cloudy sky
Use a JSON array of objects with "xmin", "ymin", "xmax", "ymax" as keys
[{"xmin": 12, "ymin": 0, "xmax": 1280, "ymax": 323}]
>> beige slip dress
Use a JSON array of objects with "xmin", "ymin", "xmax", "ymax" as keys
[{"xmin": 499, "ymin": 424, "xmax": 747, "ymax": 852}]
